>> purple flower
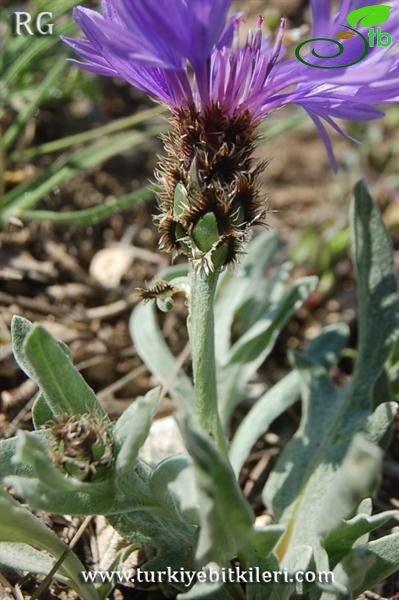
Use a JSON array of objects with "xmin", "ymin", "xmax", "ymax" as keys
[{"xmin": 63, "ymin": 0, "xmax": 399, "ymax": 171}]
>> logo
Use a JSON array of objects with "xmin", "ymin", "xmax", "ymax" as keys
[{"xmin": 295, "ymin": 4, "xmax": 393, "ymax": 69}]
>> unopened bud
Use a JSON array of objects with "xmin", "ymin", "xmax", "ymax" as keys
[{"xmin": 51, "ymin": 413, "xmax": 113, "ymax": 482}]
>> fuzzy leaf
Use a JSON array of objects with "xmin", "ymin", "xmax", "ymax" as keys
[
  {"xmin": 183, "ymin": 423, "xmax": 253, "ymax": 565},
  {"xmin": 22, "ymin": 323, "xmax": 106, "ymax": 418},
  {"xmin": 214, "ymin": 230, "xmax": 279, "ymax": 363},
  {"xmin": 0, "ymin": 430, "xmax": 50, "ymax": 480},
  {"xmin": 218, "ymin": 276, "xmax": 317, "ymax": 426},
  {"xmin": 114, "ymin": 387, "xmax": 160, "ymax": 475},
  {"xmin": 263, "ymin": 183, "xmax": 399, "ymax": 570},
  {"xmin": 5, "ymin": 431, "xmax": 118, "ymax": 514},
  {"xmin": 269, "ymin": 546, "xmax": 313, "ymax": 600},
  {"xmin": 230, "ymin": 324, "xmax": 349, "ymax": 476},
  {"xmin": 166, "ymin": 460, "xmax": 200, "ymax": 524},
  {"xmin": 0, "ymin": 542, "xmax": 54, "ymax": 576},
  {"xmin": 352, "ymin": 532, "xmax": 399, "ymax": 594},
  {"xmin": 363, "ymin": 401, "xmax": 398, "ymax": 446},
  {"xmin": 130, "ymin": 302, "xmax": 194, "ymax": 411},
  {"xmin": 182, "ymin": 422, "xmax": 283, "ymax": 568},
  {"xmin": 230, "ymin": 371, "xmax": 299, "ymax": 477},
  {"xmin": 263, "ymin": 353, "xmax": 340, "ymax": 524},
  {"xmin": 32, "ymin": 393, "xmax": 55, "ymax": 428},
  {"xmin": 324, "ymin": 508, "xmax": 397, "ymax": 566},
  {"xmin": 150, "ymin": 455, "xmax": 198, "ymax": 523},
  {"xmin": 0, "ymin": 490, "xmax": 97, "ymax": 600},
  {"xmin": 11, "ymin": 315, "xmax": 71, "ymax": 382},
  {"xmin": 317, "ymin": 435, "xmax": 383, "ymax": 539},
  {"xmin": 351, "ymin": 181, "xmax": 399, "ymax": 389}
]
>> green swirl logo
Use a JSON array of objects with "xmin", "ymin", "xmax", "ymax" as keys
[{"xmin": 295, "ymin": 4, "xmax": 393, "ymax": 70}]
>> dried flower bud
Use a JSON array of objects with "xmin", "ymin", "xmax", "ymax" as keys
[
  {"xmin": 51, "ymin": 413, "xmax": 113, "ymax": 482},
  {"xmin": 156, "ymin": 104, "xmax": 267, "ymax": 272},
  {"xmin": 136, "ymin": 280, "xmax": 176, "ymax": 302}
]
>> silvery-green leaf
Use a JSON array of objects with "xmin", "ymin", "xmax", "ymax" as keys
[
  {"xmin": 108, "ymin": 508, "xmax": 196, "ymax": 589},
  {"xmin": 150, "ymin": 455, "xmax": 198, "ymax": 523},
  {"xmin": 218, "ymin": 276, "xmax": 317, "ymax": 426},
  {"xmin": 0, "ymin": 490, "xmax": 97, "ymax": 600},
  {"xmin": 166, "ymin": 460, "xmax": 199, "ymax": 524},
  {"xmin": 351, "ymin": 181, "xmax": 399, "ymax": 390},
  {"xmin": 0, "ymin": 430, "xmax": 50, "ymax": 481},
  {"xmin": 332, "ymin": 550, "xmax": 374, "ymax": 597},
  {"xmin": 5, "ymin": 431, "xmax": 118, "ymax": 515},
  {"xmin": 230, "ymin": 324, "xmax": 349, "ymax": 476},
  {"xmin": 269, "ymin": 545, "xmax": 313, "ymax": 600},
  {"xmin": 214, "ymin": 231, "xmax": 279, "ymax": 363},
  {"xmin": 130, "ymin": 302, "xmax": 193, "ymax": 411},
  {"xmin": 236, "ymin": 262, "xmax": 293, "ymax": 335},
  {"xmin": 0, "ymin": 542, "xmax": 54, "ymax": 576},
  {"xmin": 363, "ymin": 401, "xmax": 398, "ymax": 446},
  {"xmin": 114, "ymin": 387, "xmax": 159, "ymax": 474},
  {"xmin": 323, "ymin": 508, "xmax": 398, "ymax": 566},
  {"xmin": 183, "ymin": 422, "xmax": 252, "ymax": 565},
  {"xmin": 351, "ymin": 532, "xmax": 399, "ymax": 594},
  {"xmin": 317, "ymin": 435, "xmax": 382, "ymax": 539},
  {"xmin": 263, "ymin": 183, "xmax": 399, "ymax": 567},
  {"xmin": 251, "ymin": 525, "xmax": 285, "ymax": 556},
  {"xmin": 23, "ymin": 324, "xmax": 106, "ymax": 418},
  {"xmin": 11, "ymin": 315, "xmax": 71, "ymax": 381},
  {"xmin": 230, "ymin": 371, "xmax": 298, "ymax": 477},
  {"xmin": 263, "ymin": 353, "xmax": 340, "ymax": 522},
  {"xmin": 32, "ymin": 392, "xmax": 55, "ymax": 428},
  {"xmin": 182, "ymin": 421, "xmax": 282, "ymax": 569}
]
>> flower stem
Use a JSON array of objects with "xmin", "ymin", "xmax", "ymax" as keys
[{"xmin": 189, "ymin": 268, "xmax": 228, "ymax": 456}]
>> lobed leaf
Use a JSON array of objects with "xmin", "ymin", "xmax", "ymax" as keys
[
  {"xmin": 182, "ymin": 421, "xmax": 283, "ymax": 569},
  {"xmin": 352, "ymin": 532, "xmax": 399, "ymax": 594},
  {"xmin": 263, "ymin": 182, "xmax": 399, "ymax": 575},
  {"xmin": 230, "ymin": 324, "xmax": 349, "ymax": 476},
  {"xmin": 317, "ymin": 434, "xmax": 383, "ymax": 539},
  {"xmin": 324, "ymin": 508, "xmax": 398, "ymax": 567}
]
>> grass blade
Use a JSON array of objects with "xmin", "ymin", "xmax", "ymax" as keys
[
  {"xmin": 3, "ymin": 60, "xmax": 66, "ymax": 150},
  {"xmin": 20, "ymin": 186, "xmax": 153, "ymax": 226},
  {"xmin": 10, "ymin": 105, "xmax": 166, "ymax": 162},
  {"xmin": 1, "ymin": 128, "xmax": 161, "ymax": 223}
]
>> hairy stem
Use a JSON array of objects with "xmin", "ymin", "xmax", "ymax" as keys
[{"xmin": 189, "ymin": 268, "xmax": 228, "ymax": 456}]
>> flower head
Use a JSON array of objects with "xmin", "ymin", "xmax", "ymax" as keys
[
  {"xmin": 63, "ymin": 0, "xmax": 399, "ymax": 268},
  {"xmin": 51, "ymin": 413, "xmax": 114, "ymax": 481}
]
